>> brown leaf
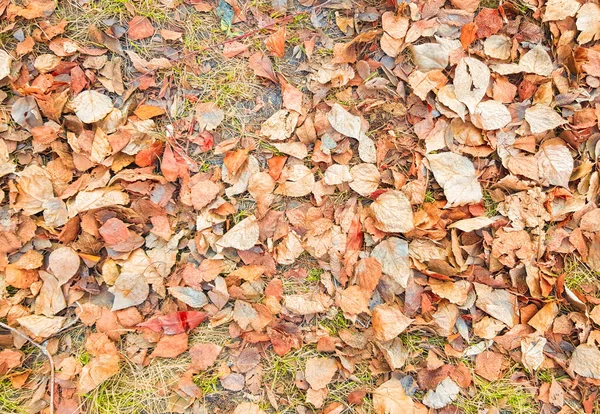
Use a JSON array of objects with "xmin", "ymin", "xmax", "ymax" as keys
[
  {"xmin": 475, "ymin": 351, "xmax": 504, "ymax": 381},
  {"xmin": 150, "ymin": 333, "xmax": 188, "ymax": 358},
  {"xmin": 372, "ymin": 304, "xmax": 413, "ymax": 342},
  {"xmin": 305, "ymin": 357, "xmax": 337, "ymax": 390},
  {"xmin": 128, "ymin": 16, "xmax": 154, "ymax": 40},
  {"xmin": 190, "ymin": 343, "xmax": 222, "ymax": 371},
  {"xmin": 248, "ymin": 51, "xmax": 277, "ymax": 83},
  {"xmin": 265, "ymin": 26, "xmax": 285, "ymax": 58}
]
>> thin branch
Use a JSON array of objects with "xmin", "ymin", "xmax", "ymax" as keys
[{"xmin": 0, "ymin": 321, "xmax": 55, "ymax": 414}]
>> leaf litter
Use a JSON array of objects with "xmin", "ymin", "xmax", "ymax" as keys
[{"xmin": 0, "ymin": 0, "xmax": 599, "ymax": 413}]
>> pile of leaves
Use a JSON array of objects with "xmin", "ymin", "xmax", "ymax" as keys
[{"xmin": 1, "ymin": 0, "xmax": 600, "ymax": 412}]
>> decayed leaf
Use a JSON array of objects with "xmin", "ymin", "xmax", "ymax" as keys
[
  {"xmin": 217, "ymin": 215, "xmax": 260, "ymax": 250},
  {"xmin": 373, "ymin": 378, "xmax": 414, "ymax": 414},
  {"xmin": 190, "ymin": 343, "xmax": 222, "ymax": 371},
  {"xmin": 472, "ymin": 100, "xmax": 511, "ymax": 130},
  {"xmin": 448, "ymin": 216, "xmax": 496, "ymax": 231},
  {"xmin": 265, "ymin": 26, "xmax": 285, "ymax": 58},
  {"xmin": 168, "ymin": 287, "xmax": 208, "ymax": 308},
  {"xmin": 427, "ymin": 152, "xmax": 482, "ymax": 207},
  {"xmin": 370, "ymin": 190, "xmax": 414, "ymax": 233},
  {"xmin": 305, "ymin": 357, "xmax": 337, "ymax": 389},
  {"xmin": 71, "ymin": 90, "xmax": 114, "ymax": 123},
  {"xmin": 150, "ymin": 333, "xmax": 188, "ymax": 358},
  {"xmin": 454, "ymin": 57, "xmax": 490, "ymax": 113}
]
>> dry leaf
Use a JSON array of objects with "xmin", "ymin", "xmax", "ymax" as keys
[
  {"xmin": 217, "ymin": 215, "xmax": 260, "ymax": 251},
  {"xmin": 372, "ymin": 304, "xmax": 413, "ymax": 342},
  {"xmin": 370, "ymin": 190, "xmax": 414, "ymax": 233},
  {"xmin": 373, "ymin": 378, "xmax": 414, "ymax": 414},
  {"xmin": 71, "ymin": 90, "xmax": 114, "ymax": 124},
  {"xmin": 427, "ymin": 152, "xmax": 482, "ymax": 207},
  {"xmin": 305, "ymin": 357, "xmax": 337, "ymax": 390},
  {"xmin": 454, "ymin": 57, "xmax": 490, "ymax": 114}
]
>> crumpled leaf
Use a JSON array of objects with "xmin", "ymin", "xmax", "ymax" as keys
[
  {"xmin": 472, "ymin": 100, "xmax": 511, "ymax": 130},
  {"xmin": 370, "ymin": 190, "xmax": 414, "ymax": 233},
  {"xmin": 427, "ymin": 152, "xmax": 482, "ymax": 207},
  {"xmin": 521, "ymin": 334, "xmax": 546, "ymax": 371},
  {"xmin": 260, "ymin": 109, "xmax": 299, "ymax": 141},
  {"xmin": 48, "ymin": 246, "xmax": 80, "ymax": 284},
  {"xmin": 71, "ymin": 90, "xmax": 114, "ymax": 123},
  {"xmin": 274, "ymin": 164, "xmax": 315, "ymax": 197}
]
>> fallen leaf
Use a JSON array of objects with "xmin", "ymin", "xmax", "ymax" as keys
[
  {"xmin": 150, "ymin": 333, "xmax": 188, "ymax": 358},
  {"xmin": 217, "ymin": 215, "xmax": 260, "ymax": 250},
  {"xmin": 427, "ymin": 152, "xmax": 482, "ymax": 207},
  {"xmin": 570, "ymin": 344, "xmax": 600, "ymax": 379},
  {"xmin": 265, "ymin": 26, "xmax": 285, "ymax": 58},
  {"xmin": 48, "ymin": 246, "xmax": 80, "ymax": 284},
  {"xmin": 71, "ymin": 90, "xmax": 114, "ymax": 124},
  {"xmin": 372, "ymin": 304, "xmax": 413, "ymax": 342},
  {"xmin": 474, "ymin": 282, "xmax": 519, "ymax": 327},
  {"xmin": 525, "ymin": 105, "xmax": 568, "ymax": 134},
  {"xmin": 137, "ymin": 311, "xmax": 207, "ymax": 334},
  {"xmin": 370, "ymin": 190, "xmax": 414, "ymax": 233},
  {"xmin": 195, "ymin": 102, "xmax": 224, "ymax": 131},
  {"xmin": 327, "ymin": 103, "xmax": 361, "ymax": 139},
  {"xmin": 305, "ymin": 357, "xmax": 338, "ymax": 390},
  {"xmin": 17, "ymin": 315, "xmax": 65, "ymax": 338},
  {"xmin": 189, "ymin": 343, "xmax": 222, "ymax": 371},
  {"xmin": 454, "ymin": 57, "xmax": 490, "ymax": 114},
  {"xmin": 128, "ymin": 16, "xmax": 154, "ymax": 40},
  {"xmin": 423, "ymin": 378, "xmax": 459, "ymax": 409},
  {"xmin": 373, "ymin": 378, "xmax": 414, "ymax": 414}
]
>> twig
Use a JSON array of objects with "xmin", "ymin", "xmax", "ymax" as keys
[{"xmin": 0, "ymin": 321, "xmax": 55, "ymax": 414}]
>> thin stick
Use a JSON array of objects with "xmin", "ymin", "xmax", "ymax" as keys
[{"xmin": 0, "ymin": 321, "xmax": 55, "ymax": 414}]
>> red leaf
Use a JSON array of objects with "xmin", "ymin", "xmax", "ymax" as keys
[
  {"xmin": 137, "ymin": 311, "xmax": 208, "ymax": 335},
  {"xmin": 135, "ymin": 141, "xmax": 163, "ymax": 167},
  {"xmin": 161, "ymin": 145, "xmax": 188, "ymax": 182},
  {"xmin": 474, "ymin": 8, "xmax": 502, "ymax": 39}
]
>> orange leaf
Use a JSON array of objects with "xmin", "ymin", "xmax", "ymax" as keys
[
  {"xmin": 460, "ymin": 22, "xmax": 478, "ymax": 49},
  {"xmin": 265, "ymin": 26, "xmax": 286, "ymax": 58}
]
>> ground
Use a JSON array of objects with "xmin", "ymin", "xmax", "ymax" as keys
[{"xmin": 1, "ymin": 0, "xmax": 600, "ymax": 413}]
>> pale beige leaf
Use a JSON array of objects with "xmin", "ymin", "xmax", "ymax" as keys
[
  {"xmin": 518, "ymin": 45, "xmax": 554, "ymax": 76},
  {"xmin": 48, "ymin": 246, "xmax": 80, "ymax": 284},
  {"xmin": 543, "ymin": 0, "xmax": 580, "ymax": 21},
  {"xmin": 108, "ymin": 268, "xmax": 149, "ymax": 311},
  {"xmin": 371, "ymin": 238, "xmax": 410, "ymax": 288},
  {"xmin": 427, "ymin": 152, "xmax": 482, "ymax": 207},
  {"xmin": 305, "ymin": 357, "xmax": 337, "ymax": 389},
  {"xmin": 483, "ymin": 35, "xmax": 511, "ymax": 60},
  {"xmin": 570, "ymin": 344, "xmax": 600, "ymax": 378},
  {"xmin": 274, "ymin": 164, "xmax": 315, "ymax": 197},
  {"xmin": 577, "ymin": 3, "xmax": 600, "ymax": 44},
  {"xmin": 349, "ymin": 163, "xmax": 380, "ymax": 196},
  {"xmin": 0, "ymin": 50, "xmax": 11, "ymax": 80},
  {"xmin": 521, "ymin": 334, "xmax": 546, "ymax": 371},
  {"xmin": 448, "ymin": 216, "xmax": 496, "ymax": 231},
  {"xmin": 323, "ymin": 164, "xmax": 352, "ymax": 185},
  {"xmin": 474, "ymin": 282, "xmax": 519, "ymax": 327},
  {"xmin": 17, "ymin": 315, "xmax": 65, "ymax": 338},
  {"xmin": 67, "ymin": 188, "xmax": 130, "ymax": 217},
  {"xmin": 327, "ymin": 103, "xmax": 361, "ymax": 139},
  {"xmin": 473, "ymin": 100, "xmax": 511, "ymax": 130},
  {"xmin": 260, "ymin": 110, "xmax": 299, "ymax": 141},
  {"xmin": 372, "ymin": 304, "xmax": 413, "ymax": 342},
  {"xmin": 217, "ymin": 215, "xmax": 259, "ymax": 251},
  {"xmin": 370, "ymin": 190, "xmax": 414, "ymax": 233},
  {"xmin": 454, "ymin": 57, "xmax": 490, "ymax": 114},
  {"xmin": 72, "ymin": 90, "xmax": 114, "ymax": 123},
  {"xmin": 78, "ymin": 354, "xmax": 120, "ymax": 394},
  {"xmin": 535, "ymin": 138, "xmax": 573, "ymax": 187},
  {"xmin": 410, "ymin": 43, "xmax": 449, "ymax": 72},
  {"xmin": 423, "ymin": 378, "xmax": 459, "ymax": 409}
]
